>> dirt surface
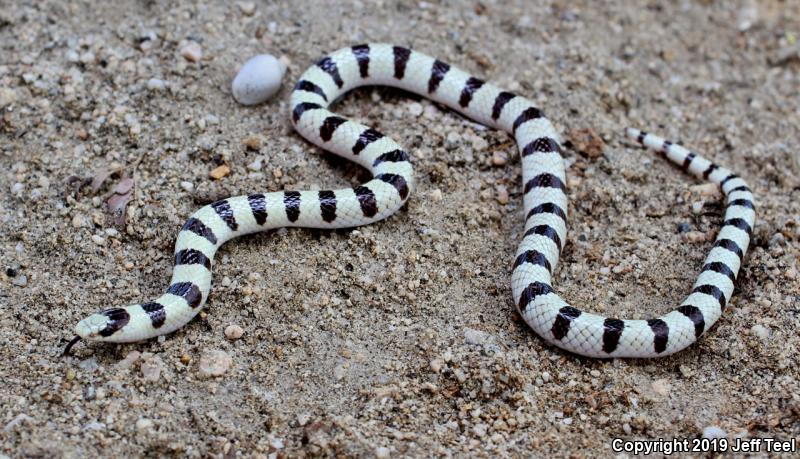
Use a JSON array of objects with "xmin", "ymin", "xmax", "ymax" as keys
[{"xmin": 1, "ymin": 0, "xmax": 799, "ymax": 457}]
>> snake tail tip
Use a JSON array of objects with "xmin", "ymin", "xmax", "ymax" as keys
[{"xmin": 63, "ymin": 335, "xmax": 82, "ymax": 356}]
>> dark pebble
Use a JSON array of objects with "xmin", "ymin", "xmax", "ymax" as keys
[
  {"xmin": 677, "ymin": 223, "xmax": 691, "ymax": 233},
  {"xmin": 6, "ymin": 267, "xmax": 17, "ymax": 277}
]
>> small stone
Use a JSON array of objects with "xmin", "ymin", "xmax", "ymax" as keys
[
  {"xmin": 232, "ymin": 54, "xmax": 286, "ymax": 105},
  {"xmin": 651, "ymin": 379, "xmax": 671, "ymax": 396},
  {"xmin": 69, "ymin": 216, "xmax": 87, "ymax": 231},
  {"xmin": 785, "ymin": 267, "xmax": 797, "ymax": 280},
  {"xmin": 180, "ymin": 181, "xmax": 194, "ymax": 192},
  {"xmin": 224, "ymin": 324, "xmax": 244, "ymax": 340},
  {"xmin": 691, "ymin": 201, "xmax": 704, "ymax": 214},
  {"xmin": 690, "ymin": 183, "xmax": 721, "ymax": 197},
  {"xmin": 676, "ymin": 222, "xmax": 691, "ymax": 233},
  {"xmin": 296, "ymin": 413, "xmax": 311, "ymax": 426},
  {"xmin": 197, "ymin": 136, "xmax": 216, "ymax": 151},
  {"xmin": 246, "ymin": 158, "xmax": 262, "ymax": 171},
  {"xmin": 737, "ymin": 0, "xmax": 758, "ymax": 31},
  {"xmin": 375, "ymin": 446, "xmax": 391, "ymax": 459},
  {"xmin": 146, "ymin": 78, "xmax": 166, "ymax": 91},
  {"xmin": 491, "ymin": 151, "xmax": 507, "ymax": 166},
  {"xmin": 471, "ymin": 135, "xmax": 488, "ymax": 150},
  {"xmin": 91, "ymin": 234, "xmax": 106, "ymax": 246},
  {"xmin": 180, "ymin": 354, "xmax": 191, "ymax": 365},
  {"xmin": 407, "ymin": 102, "xmax": 423, "ymax": 117},
  {"xmin": 429, "ymin": 358, "xmax": 443, "ymax": 373},
  {"xmin": 140, "ymin": 356, "xmax": 164, "ymax": 382},
  {"xmin": 198, "ymin": 349, "xmax": 232, "ymax": 377},
  {"xmin": 702, "ymin": 426, "xmax": 727, "ymax": 439},
  {"xmin": 682, "ymin": 230, "xmax": 706, "ymax": 243},
  {"xmin": 464, "ymin": 327, "xmax": 490, "ymax": 345},
  {"xmin": 750, "ymin": 324, "xmax": 769, "ymax": 341},
  {"xmin": 495, "ymin": 185, "xmax": 509, "ymax": 205},
  {"xmin": 429, "ymin": 188, "xmax": 443, "ymax": 201},
  {"xmin": 116, "ymin": 351, "xmax": 141, "ymax": 370},
  {"xmin": 238, "ymin": 1, "xmax": 256, "ymax": 15},
  {"xmin": 180, "ymin": 41, "xmax": 203, "ymax": 62},
  {"xmin": 243, "ymin": 135, "xmax": 261, "ymax": 150},
  {"xmin": 209, "ymin": 165, "xmax": 231, "ymax": 180},
  {"xmin": 11, "ymin": 275, "xmax": 27, "ymax": 287},
  {"xmin": 136, "ymin": 418, "xmax": 154, "ymax": 432},
  {"xmin": 0, "ymin": 87, "xmax": 17, "ymax": 108}
]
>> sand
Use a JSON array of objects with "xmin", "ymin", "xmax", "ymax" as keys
[{"xmin": 1, "ymin": 0, "xmax": 799, "ymax": 457}]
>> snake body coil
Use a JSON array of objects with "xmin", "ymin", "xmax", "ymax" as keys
[{"xmin": 70, "ymin": 44, "xmax": 755, "ymax": 358}]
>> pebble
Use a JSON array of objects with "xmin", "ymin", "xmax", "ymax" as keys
[
  {"xmin": 429, "ymin": 358, "xmax": 444, "ymax": 372},
  {"xmin": 0, "ymin": 87, "xmax": 16, "ymax": 108},
  {"xmin": 702, "ymin": 426, "xmax": 727, "ymax": 439},
  {"xmin": 682, "ymin": 231, "xmax": 706, "ymax": 243},
  {"xmin": 246, "ymin": 157, "xmax": 263, "ymax": 171},
  {"xmin": 198, "ymin": 349, "xmax": 233, "ymax": 377},
  {"xmin": 209, "ymin": 165, "xmax": 231, "ymax": 179},
  {"xmin": 146, "ymin": 78, "xmax": 166, "ymax": 91},
  {"xmin": 690, "ymin": 183, "xmax": 720, "ymax": 197},
  {"xmin": 429, "ymin": 189, "xmax": 443, "ymax": 201},
  {"xmin": 676, "ymin": 222, "xmax": 691, "ymax": 233},
  {"xmin": 224, "ymin": 324, "xmax": 244, "ymax": 340},
  {"xmin": 691, "ymin": 201, "xmax": 704, "ymax": 214},
  {"xmin": 407, "ymin": 102, "xmax": 423, "ymax": 116},
  {"xmin": 495, "ymin": 185, "xmax": 509, "ymax": 205},
  {"xmin": 91, "ymin": 235, "xmax": 106, "ymax": 246},
  {"xmin": 116, "ymin": 351, "xmax": 141, "ymax": 370},
  {"xmin": 140, "ymin": 356, "xmax": 164, "ymax": 381},
  {"xmin": 651, "ymin": 379, "xmax": 671, "ymax": 396},
  {"xmin": 11, "ymin": 275, "xmax": 28, "ymax": 287},
  {"xmin": 180, "ymin": 181, "xmax": 194, "ymax": 192},
  {"xmin": 464, "ymin": 327, "xmax": 491, "ymax": 345},
  {"xmin": 375, "ymin": 446, "xmax": 391, "ymax": 459},
  {"xmin": 238, "ymin": 1, "xmax": 256, "ymax": 16},
  {"xmin": 232, "ymin": 54, "xmax": 286, "ymax": 105},
  {"xmin": 491, "ymin": 151, "xmax": 507, "ymax": 166},
  {"xmin": 180, "ymin": 41, "xmax": 203, "ymax": 62},
  {"xmin": 750, "ymin": 324, "xmax": 769, "ymax": 341},
  {"xmin": 136, "ymin": 418, "xmax": 154, "ymax": 432}
]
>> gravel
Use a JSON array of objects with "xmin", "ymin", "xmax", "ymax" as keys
[{"xmin": 1, "ymin": 1, "xmax": 798, "ymax": 457}]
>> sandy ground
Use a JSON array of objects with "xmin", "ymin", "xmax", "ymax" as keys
[{"xmin": 1, "ymin": 0, "xmax": 799, "ymax": 457}]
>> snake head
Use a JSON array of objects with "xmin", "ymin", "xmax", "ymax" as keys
[{"xmin": 74, "ymin": 308, "xmax": 131, "ymax": 341}]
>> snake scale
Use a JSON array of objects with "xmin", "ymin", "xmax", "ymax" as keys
[{"xmin": 67, "ymin": 44, "xmax": 755, "ymax": 358}]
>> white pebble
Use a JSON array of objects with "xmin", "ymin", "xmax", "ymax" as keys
[
  {"xmin": 136, "ymin": 418, "xmax": 154, "ymax": 432},
  {"xmin": 180, "ymin": 41, "xmax": 203, "ymax": 62},
  {"xmin": 702, "ymin": 426, "xmax": 727, "ymax": 439},
  {"xmin": 140, "ymin": 356, "xmax": 164, "ymax": 382},
  {"xmin": 180, "ymin": 181, "xmax": 194, "ymax": 192},
  {"xmin": 407, "ymin": 102, "xmax": 423, "ymax": 117},
  {"xmin": 146, "ymin": 78, "xmax": 166, "ymax": 91},
  {"xmin": 375, "ymin": 447, "xmax": 391, "ymax": 459},
  {"xmin": 464, "ymin": 327, "xmax": 491, "ymax": 345},
  {"xmin": 198, "ymin": 349, "xmax": 232, "ymax": 377},
  {"xmin": 91, "ymin": 235, "xmax": 106, "ymax": 246},
  {"xmin": 232, "ymin": 54, "xmax": 286, "ymax": 106},
  {"xmin": 750, "ymin": 324, "xmax": 769, "ymax": 341},
  {"xmin": 224, "ymin": 324, "xmax": 244, "ymax": 340},
  {"xmin": 11, "ymin": 275, "xmax": 28, "ymax": 287},
  {"xmin": 0, "ymin": 87, "xmax": 16, "ymax": 108}
]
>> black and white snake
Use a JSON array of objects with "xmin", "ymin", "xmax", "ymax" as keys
[{"xmin": 66, "ymin": 44, "xmax": 755, "ymax": 358}]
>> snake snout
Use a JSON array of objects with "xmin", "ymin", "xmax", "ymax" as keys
[{"xmin": 74, "ymin": 313, "xmax": 109, "ymax": 340}]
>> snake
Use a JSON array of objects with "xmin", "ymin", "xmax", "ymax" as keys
[{"xmin": 66, "ymin": 43, "xmax": 755, "ymax": 358}]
